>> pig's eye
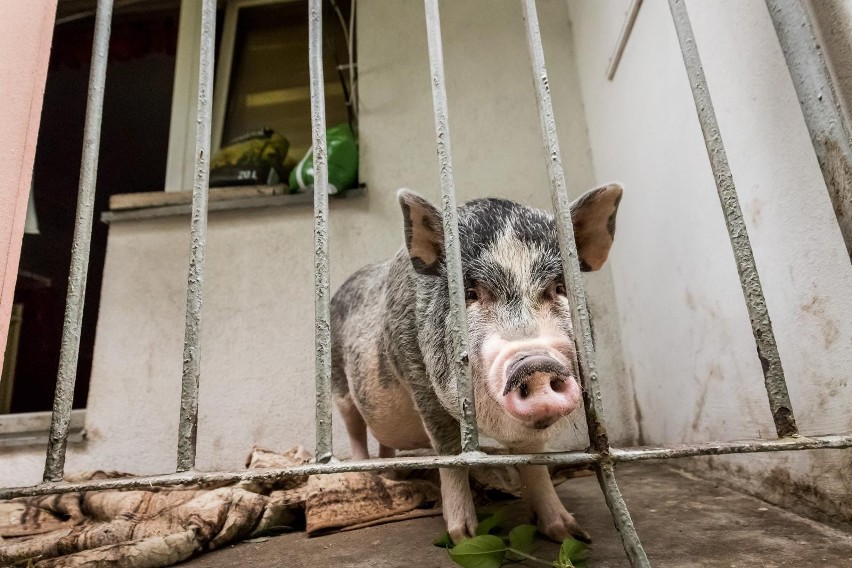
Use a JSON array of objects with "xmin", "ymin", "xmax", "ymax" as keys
[
  {"xmin": 555, "ymin": 282, "xmax": 567, "ymax": 296},
  {"xmin": 465, "ymin": 287, "xmax": 479, "ymax": 302}
]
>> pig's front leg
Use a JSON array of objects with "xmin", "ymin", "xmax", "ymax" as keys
[
  {"xmin": 439, "ymin": 466, "xmax": 477, "ymax": 543},
  {"xmin": 517, "ymin": 464, "xmax": 591, "ymax": 544},
  {"xmin": 417, "ymin": 396, "xmax": 477, "ymax": 543}
]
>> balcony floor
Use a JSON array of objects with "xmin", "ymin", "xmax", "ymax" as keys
[{"xmin": 178, "ymin": 462, "xmax": 852, "ymax": 567}]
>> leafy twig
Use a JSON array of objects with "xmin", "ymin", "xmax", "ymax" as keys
[{"xmin": 435, "ymin": 510, "xmax": 591, "ymax": 568}]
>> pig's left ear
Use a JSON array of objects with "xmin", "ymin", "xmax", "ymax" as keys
[
  {"xmin": 398, "ymin": 188, "xmax": 445, "ymax": 276},
  {"xmin": 570, "ymin": 183, "xmax": 623, "ymax": 271}
]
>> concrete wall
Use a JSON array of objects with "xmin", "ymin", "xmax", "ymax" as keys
[
  {"xmin": 568, "ymin": 0, "xmax": 852, "ymax": 527},
  {"xmin": 2, "ymin": 0, "xmax": 636, "ymax": 486}
]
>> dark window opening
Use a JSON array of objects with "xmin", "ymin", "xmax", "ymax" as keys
[{"xmin": 3, "ymin": 7, "xmax": 179, "ymax": 414}]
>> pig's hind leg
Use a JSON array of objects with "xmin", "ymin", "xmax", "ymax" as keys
[
  {"xmin": 331, "ymin": 336, "xmax": 371, "ymax": 460},
  {"xmin": 336, "ymin": 393, "xmax": 370, "ymax": 460}
]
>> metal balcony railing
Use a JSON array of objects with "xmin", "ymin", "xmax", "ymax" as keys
[{"xmin": 3, "ymin": 2, "xmax": 851, "ymax": 566}]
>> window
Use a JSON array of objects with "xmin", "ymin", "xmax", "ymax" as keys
[{"xmin": 166, "ymin": 0, "xmax": 356, "ymax": 191}]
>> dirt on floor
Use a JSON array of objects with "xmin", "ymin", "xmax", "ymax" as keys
[{"xmin": 177, "ymin": 463, "xmax": 852, "ymax": 568}]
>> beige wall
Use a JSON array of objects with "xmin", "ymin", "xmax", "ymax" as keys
[
  {"xmin": 2, "ymin": 0, "xmax": 635, "ymax": 486},
  {"xmin": 0, "ymin": 0, "xmax": 57, "ymax": 371},
  {"xmin": 568, "ymin": 0, "xmax": 852, "ymax": 527}
]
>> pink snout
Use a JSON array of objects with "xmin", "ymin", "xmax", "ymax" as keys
[{"xmin": 502, "ymin": 353, "xmax": 581, "ymax": 428}]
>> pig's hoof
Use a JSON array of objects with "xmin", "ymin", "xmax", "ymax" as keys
[
  {"xmin": 447, "ymin": 512, "xmax": 478, "ymax": 544},
  {"xmin": 538, "ymin": 510, "xmax": 592, "ymax": 544}
]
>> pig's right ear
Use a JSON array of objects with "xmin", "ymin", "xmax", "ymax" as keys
[
  {"xmin": 570, "ymin": 183, "xmax": 623, "ymax": 271},
  {"xmin": 398, "ymin": 189, "xmax": 445, "ymax": 276}
]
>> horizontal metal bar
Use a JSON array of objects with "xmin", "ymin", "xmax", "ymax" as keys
[
  {"xmin": 668, "ymin": 0, "xmax": 798, "ymax": 438},
  {"xmin": 606, "ymin": 0, "xmax": 643, "ymax": 80},
  {"xmin": 765, "ymin": 0, "xmax": 852, "ymax": 259},
  {"xmin": 176, "ymin": 0, "xmax": 216, "ymax": 473},
  {"xmin": 5, "ymin": 434, "xmax": 848, "ymax": 499},
  {"xmin": 424, "ymin": 0, "xmax": 480, "ymax": 453},
  {"xmin": 609, "ymin": 434, "xmax": 851, "ymax": 461},
  {"xmin": 43, "ymin": 0, "xmax": 114, "ymax": 483},
  {"xmin": 309, "ymin": 0, "xmax": 334, "ymax": 464}
]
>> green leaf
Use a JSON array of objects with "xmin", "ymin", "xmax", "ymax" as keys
[
  {"xmin": 448, "ymin": 535, "xmax": 507, "ymax": 568},
  {"xmin": 557, "ymin": 538, "xmax": 592, "ymax": 568},
  {"xmin": 433, "ymin": 531, "xmax": 453, "ymax": 548},
  {"xmin": 506, "ymin": 523, "xmax": 538, "ymax": 560},
  {"xmin": 476, "ymin": 512, "xmax": 503, "ymax": 536}
]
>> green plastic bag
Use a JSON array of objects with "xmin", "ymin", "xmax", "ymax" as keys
[
  {"xmin": 289, "ymin": 124, "xmax": 358, "ymax": 194},
  {"xmin": 210, "ymin": 128, "xmax": 290, "ymax": 187}
]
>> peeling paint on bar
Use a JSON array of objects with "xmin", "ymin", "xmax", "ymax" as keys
[
  {"xmin": 423, "ymin": 0, "xmax": 480, "ymax": 453},
  {"xmin": 668, "ymin": 0, "xmax": 798, "ymax": 438},
  {"xmin": 310, "ymin": 0, "xmax": 334, "ymax": 464},
  {"xmin": 43, "ymin": 0, "xmax": 114, "ymax": 483},
  {"xmin": 176, "ymin": 0, "xmax": 216, "ymax": 473},
  {"xmin": 8, "ymin": 435, "xmax": 849, "ymax": 500},
  {"xmin": 521, "ymin": 1, "xmax": 648, "ymax": 565},
  {"xmin": 521, "ymin": 0, "xmax": 609, "ymax": 455},
  {"xmin": 765, "ymin": 0, "xmax": 852, "ymax": 259}
]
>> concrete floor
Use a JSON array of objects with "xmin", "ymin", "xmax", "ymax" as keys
[{"xmin": 179, "ymin": 463, "xmax": 852, "ymax": 567}]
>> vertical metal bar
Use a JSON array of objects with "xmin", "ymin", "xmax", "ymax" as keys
[
  {"xmin": 310, "ymin": 0, "xmax": 334, "ymax": 463},
  {"xmin": 668, "ymin": 0, "xmax": 798, "ymax": 438},
  {"xmin": 423, "ymin": 0, "xmax": 480, "ymax": 454},
  {"xmin": 44, "ymin": 0, "xmax": 114, "ymax": 482},
  {"xmin": 176, "ymin": 0, "xmax": 216, "ymax": 472},
  {"xmin": 597, "ymin": 463, "xmax": 651, "ymax": 566},
  {"xmin": 606, "ymin": 0, "xmax": 643, "ymax": 81},
  {"xmin": 521, "ymin": 0, "xmax": 608, "ymax": 453},
  {"xmin": 765, "ymin": 0, "xmax": 852, "ymax": 260},
  {"xmin": 522, "ymin": 1, "xmax": 650, "ymax": 565}
]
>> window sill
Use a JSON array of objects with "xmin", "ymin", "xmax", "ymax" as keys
[
  {"xmin": 0, "ymin": 409, "xmax": 86, "ymax": 448},
  {"xmin": 101, "ymin": 184, "xmax": 367, "ymax": 224}
]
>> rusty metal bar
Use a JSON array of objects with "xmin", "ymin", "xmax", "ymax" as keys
[
  {"xmin": 521, "ymin": 1, "xmax": 649, "ymax": 565},
  {"xmin": 310, "ymin": 0, "xmax": 334, "ymax": 464},
  {"xmin": 765, "ymin": 0, "xmax": 852, "ymax": 259},
  {"xmin": 668, "ymin": 0, "xmax": 798, "ymax": 438},
  {"xmin": 423, "ymin": 0, "xmax": 480, "ymax": 454},
  {"xmin": 606, "ymin": 0, "xmax": 643, "ymax": 80},
  {"xmin": 43, "ymin": 0, "xmax": 114, "ymax": 482},
  {"xmin": 176, "ymin": 0, "xmax": 216, "ymax": 472},
  {"xmin": 8, "ymin": 434, "xmax": 849, "ymax": 499}
]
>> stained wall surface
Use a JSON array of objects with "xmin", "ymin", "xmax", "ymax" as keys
[{"xmin": 568, "ymin": 0, "xmax": 852, "ymax": 526}]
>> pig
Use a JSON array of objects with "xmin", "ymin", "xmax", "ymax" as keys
[{"xmin": 330, "ymin": 183, "xmax": 623, "ymax": 544}]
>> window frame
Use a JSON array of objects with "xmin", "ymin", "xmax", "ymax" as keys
[{"xmin": 165, "ymin": 0, "xmax": 304, "ymax": 192}]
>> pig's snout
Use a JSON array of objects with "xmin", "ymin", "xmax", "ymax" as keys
[{"xmin": 502, "ymin": 353, "xmax": 580, "ymax": 428}]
